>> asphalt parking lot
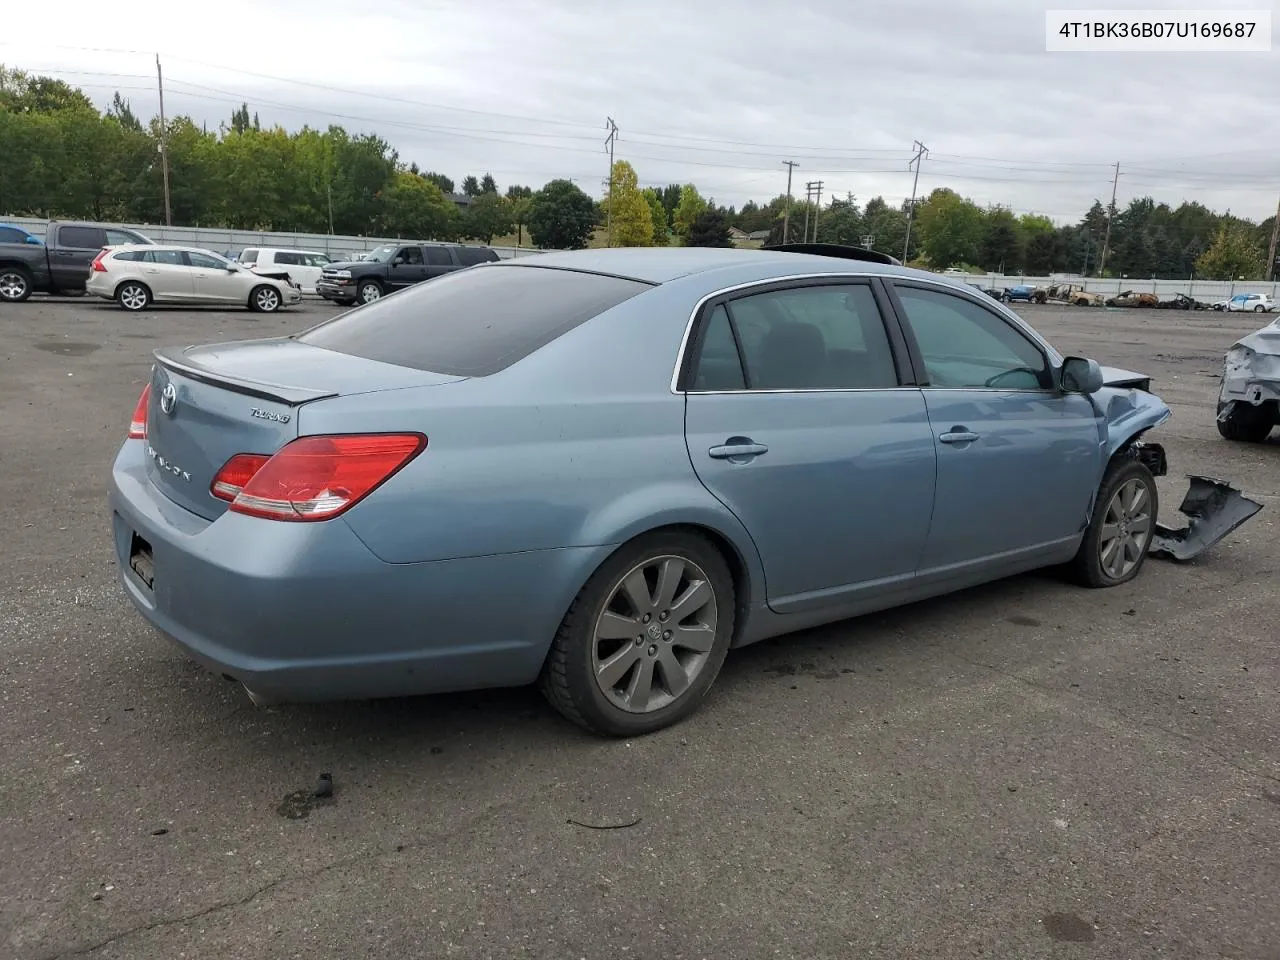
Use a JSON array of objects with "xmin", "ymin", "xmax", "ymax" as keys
[{"xmin": 1, "ymin": 296, "xmax": 1277, "ymax": 960}]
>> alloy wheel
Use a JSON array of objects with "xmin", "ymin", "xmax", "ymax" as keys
[
  {"xmin": 592, "ymin": 555, "xmax": 718, "ymax": 714},
  {"xmin": 120, "ymin": 285, "xmax": 148, "ymax": 310},
  {"xmin": 255, "ymin": 288, "xmax": 280, "ymax": 311},
  {"xmin": 0, "ymin": 271, "xmax": 28, "ymax": 301},
  {"xmin": 360, "ymin": 284, "xmax": 381, "ymax": 303},
  {"xmin": 1098, "ymin": 477, "xmax": 1153, "ymax": 580}
]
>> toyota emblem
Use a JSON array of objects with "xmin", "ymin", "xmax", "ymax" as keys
[{"xmin": 159, "ymin": 382, "xmax": 178, "ymax": 416}]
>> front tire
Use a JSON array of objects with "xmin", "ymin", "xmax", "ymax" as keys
[
  {"xmin": 539, "ymin": 530, "xmax": 736, "ymax": 737},
  {"xmin": 357, "ymin": 280, "xmax": 382, "ymax": 304},
  {"xmin": 1067, "ymin": 458, "xmax": 1158, "ymax": 588},
  {"xmin": 0, "ymin": 266, "xmax": 34, "ymax": 303},
  {"xmin": 1216, "ymin": 400, "xmax": 1275, "ymax": 443},
  {"xmin": 250, "ymin": 284, "xmax": 282, "ymax": 313},
  {"xmin": 116, "ymin": 281, "xmax": 151, "ymax": 312}
]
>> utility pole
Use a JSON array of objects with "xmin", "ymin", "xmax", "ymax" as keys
[
  {"xmin": 1266, "ymin": 193, "xmax": 1280, "ymax": 281},
  {"xmin": 1099, "ymin": 161, "xmax": 1120, "ymax": 278},
  {"xmin": 156, "ymin": 54, "xmax": 173, "ymax": 227},
  {"xmin": 812, "ymin": 180, "xmax": 824, "ymax": 242},
  {"xmin": 902, "ymin": 140, "xmax": 928, "ymax": 262},
  {"xmin": 604, "ymin": 117, "xmax": 618, "ymax": 247},
  {"xmin": 782, "ymin": 160, "xmax": 798, "ymax": 243},
  {"xmin": 803, "ymin": 181, "xmax": 819, "ymax": 243}
]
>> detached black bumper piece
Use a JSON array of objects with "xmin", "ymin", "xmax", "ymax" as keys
[{"xmin": 1150, "ymin": 475, "xmax": 1264, "ymax": 563}]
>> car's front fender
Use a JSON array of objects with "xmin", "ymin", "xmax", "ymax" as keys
[{"xmin": 1096, "ymin": 383, "xmax": 1172, "ymax": 460}]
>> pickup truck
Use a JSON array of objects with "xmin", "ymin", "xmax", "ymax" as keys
[
  {"xmin": 0, "ymin": 221, "xmax": 153, "ymax": 303},
  {"xmin": 315, "ymin": 240, "xmax": 499, "ymax": 306}
]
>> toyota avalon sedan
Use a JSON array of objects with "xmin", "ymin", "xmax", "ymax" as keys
[{"xmin": 110, "ymin": 245, "xmax": 1219, "ymax": 737}]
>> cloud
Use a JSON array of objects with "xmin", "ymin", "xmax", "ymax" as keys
[{"xmin": 8, "ymin": 0, "xmax": 1277, "ymax": 222}]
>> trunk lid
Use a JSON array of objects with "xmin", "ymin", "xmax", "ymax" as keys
[{"xmin": 145, "ymin": 337, "xmax": 463, "ymax": 519}]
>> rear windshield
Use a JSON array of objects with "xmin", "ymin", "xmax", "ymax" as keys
[
  {"xmin": 457, "ymin": 246, "xmax": 497, "ymax": 266},
  {"xmin": 296, "ymin": 264, "xmax": 652, "ymax": 377}
]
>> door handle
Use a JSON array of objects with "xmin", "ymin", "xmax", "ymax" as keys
[
  {"xmin": 938, "ymin": 428, "xmax": 980, "ymax": 444},
  {"xmin": 708, "ymin": 439, "xmax": 768, "ymax": 461}
]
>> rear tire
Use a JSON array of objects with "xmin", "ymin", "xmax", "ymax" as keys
[
  {"xmin": 1067, "ymin": 458, "xmax": 1158, "ymax": 588},
  {"xmin": 539, "ymin": 530, "xmax": 736, "ymax": 737},
  {"xmin": 0, "ymin": 266, "xmax": 34, "ymax": 303},
  {"xmin": 116, "ymin": 281, "xmax": 151, "ymax": 312},
  {"xmin": 1216, "ymin": 400, "xmax": 1275, "ymax": 443},
  {"xmin": 249, "ymin": 284, "xmax": 282, "ymax": 313}
]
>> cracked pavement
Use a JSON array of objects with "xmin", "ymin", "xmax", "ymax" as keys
[{"xmin": 1, "ymin": 298, "xmax": 1277, "ymax": 959}]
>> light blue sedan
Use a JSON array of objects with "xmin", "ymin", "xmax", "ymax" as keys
[{"xmin": 109, "ymin": 246, "xmax": 1236, "ymax": 737}]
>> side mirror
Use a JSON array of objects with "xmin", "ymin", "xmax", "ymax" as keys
[
  {"xmin": 226, "ymin": 263, "xmax": 240, "ymax": 272},
  {"xmin": 1061, "ymin": 356, "xmax": 1104, "ymax": 394}
]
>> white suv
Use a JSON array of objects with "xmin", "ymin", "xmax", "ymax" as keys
[{"xmin": 238, "ymin": 248, "xmax": 332, "ymax": 294}]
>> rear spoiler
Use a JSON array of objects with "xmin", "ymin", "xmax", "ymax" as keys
[
  {"xmin": 152, "ymin": 345, "xmax": 338, "ymax": 405},
  {"xmin": 762, "ymin": 242, "xmax": 901, "ymax": 266}
]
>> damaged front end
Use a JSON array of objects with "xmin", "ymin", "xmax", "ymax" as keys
[
  {"xmin": 1094, "ymin": 366, "xmax": 1264, "ymax": 563},
  {"xmin": 1217, "ymin": 318, "xmax": 1280, "ymax": 442}
]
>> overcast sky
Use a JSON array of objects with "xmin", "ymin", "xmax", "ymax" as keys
[{"xmin": 7, "ymin": 0, "xmax": 1278, "ymax": 224}]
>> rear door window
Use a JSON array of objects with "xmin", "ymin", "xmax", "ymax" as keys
[
  {"xmin": 57, "ymin": 225, "xmax": 105, "ymax": 249},
  {"xmin": 424, "ymin": 246, "xmax": 453, "ymax": 266},
  {"xmin": 239, "ymin": 249, "xmax": 260, "ymax": 265},
  {"xmin": 297, "ymin": 264, "xmax": 652, "ymax": 376},
  {"xmin": 457, "ymin": 246, "xmax": 495, "ymax": 266}
]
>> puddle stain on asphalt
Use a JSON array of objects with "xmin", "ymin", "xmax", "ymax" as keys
[
  {"xmin": 1042, "ymin": 912, "xmax": 1096, "ymax": 943},
  {"xmin": 276, "ymin": 791, "xmax": 333, "ymax": 820},
  {"xmin": 34, "ymin": 341, "xmax": 100, "ymax": 356}
]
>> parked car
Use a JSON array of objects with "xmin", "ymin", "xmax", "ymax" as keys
[
  {"xmin": 1217, "ymin": 314, "xmax": 1280, "ymax": 442},
  {"xmin": 0, "ymin": 220, "xmax": 152, "ymax": 303},
  {"xmin": 315, "ymin": 241, "xmax": 500, "ymax": 305},
  {"xmin": 1156, "ymin": 293, "xmax": 1210, "ymax": 310},
  {"xmin": 1106, "ymin": 290, "xmax": 1160, "ymax": 308},
  {"xmin": 1034, "ymin": 283, "xmax": 1105, "ymax": 307},
  {"xmin": 238, "ymin": 247, "xmax": 333, "ymax": 294},
  {"xmin": 1000, "ymin": 285, "xmax": 1036, "ymax": 303},
  {"xmin": 108, "ymin": 246, "xmax": 1260, "ymax": 737},
  {"xmin": 1222, "ymin": 293, "xmax": 1274, "ymax": 313},
  {"xmin": 86, "ymin": 244, "xmax": 303, "ymax": 312}
]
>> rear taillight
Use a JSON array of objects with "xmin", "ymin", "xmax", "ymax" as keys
[
  {"xmin": 128, "ymin": 384, "xmax": 151, "ymax": 439},
  {"xmin": 209, "ymin": 453, "xmax": 271, "ymax": 501},
  {"xmin": 91, "ymin": 250, "xmax": 109, "ymax": 272},
  {"xmin": 212, "ymin": 433, "xmax": 426, "ymax": 521}
]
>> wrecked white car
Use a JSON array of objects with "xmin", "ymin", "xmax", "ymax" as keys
[{"xmin": 1218, "ymin": 316, "xmax": 1280, "ymax": 443}]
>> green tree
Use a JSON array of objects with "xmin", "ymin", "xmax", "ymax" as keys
[
  {"xmin": 605, "ymin": 160, "xmax": 653, "ymax": 246},
  {"xmin": 461, "ymin": 174, "xmax": 481, "ymax": 196},
  {"xmin": 980, "ymin": 207, "xmax": 1021, "ymax": 273},
  {"xmin": 643, "ymin": 188, "xmax": 668, "ymax": 246},
  {"xmin": 510, "ymin": 196, "xmax": 534, "ymax": 246},
  {"xmin": 479, "ymin": 172, "xmax": 498, "ymax": 194},
  {"xmin": 672, "ymin": 184, "xmax": 708, "ymax": 243},
  {"xmin": 686, "ymin": 208, "xmax": 732, "ymax": 247},
  {"xmin": 462, "ymin": 191, "xmax": 514, "ymax": 244},
  {"xmin": 916, "ymin": 188, "xmax": 984, "ymax": 269},
  {"xmin": 505, "ymin": 184, "xmax": 533, "ymax": 201},
  {"xmin": 421, "ymin": 171, "xmax": 454, "ymax": 194},
  {"xmin": 815, "ymin": 196, "xmax": 862, "ymax": 245},
  {"xmin": 378, "ymin": 171, "xmax": 459, "ymax": 239},
  {"xmin": 1019, "ymin": 214, "xmax": 1059, "ymax": 273},
  {"xmin": 528, "ymin": 178, "xmax": 596, "ymax": 250},
  {"xmin": 1195, "ymin": 223, "xmax": 1265, "ymax": 279}
]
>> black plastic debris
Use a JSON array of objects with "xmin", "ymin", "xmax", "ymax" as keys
[{"xmin": 1150, "ymin": 475, "xmax": 1264, "ymax": 563}]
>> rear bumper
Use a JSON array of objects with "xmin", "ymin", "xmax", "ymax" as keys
[{"xmin": 109, "ymin": 441, "xmax": 605, "ymax": 703}]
